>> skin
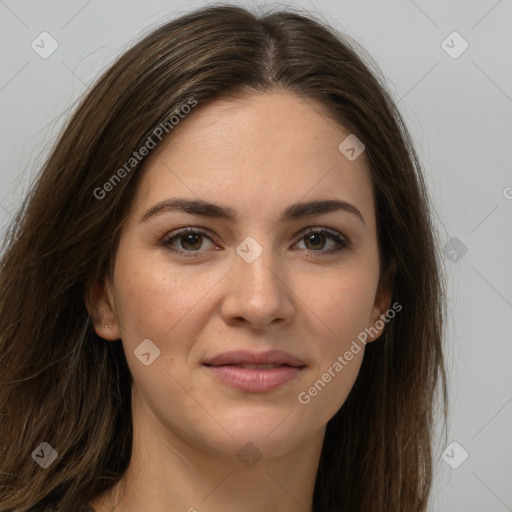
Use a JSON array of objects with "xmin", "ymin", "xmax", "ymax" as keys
[{"xmin": 87, "ymin": 90, "xmax": 393, "ymax": 512}]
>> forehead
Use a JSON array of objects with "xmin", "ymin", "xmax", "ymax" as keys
[{"xmin": 130, "ymin": 90, "xmax": 375, "ymax": 231}]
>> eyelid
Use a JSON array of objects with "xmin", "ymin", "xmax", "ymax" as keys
[
  {"xmin": 294, "ymin": 227, "xmax": 349, "ymax": 253},
  {"xmin": 160, "ymin": 225, "xmax": 349, "ymax": 256},
  {"xmin": 160, "ymin": 226, "xmax": 219, "ymax": 249}
]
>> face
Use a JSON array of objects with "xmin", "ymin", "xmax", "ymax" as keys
[{"xmin": 90, "ymin": 90, "xmax": 392, "ymax": 460}]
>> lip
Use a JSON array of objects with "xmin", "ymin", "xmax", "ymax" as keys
[
  {"xmin": 202, "ymin": 350, "xmax": 306, "ymax": 393},
  {"xmin": 202, "ymin": 349, "xmax": 305, "ymax": 367},
  {"xmin": 204, "ymin": 365, "xmax": 305, "ymax": 392}
]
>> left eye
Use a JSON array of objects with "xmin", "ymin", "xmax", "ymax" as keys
[
  {"xmin": 161, "ymin": 227, "xmax": 347, "ymax": 258},
  {"xmin": 294, "ymin": 229, "xmax": 347, "ymax": 254}
]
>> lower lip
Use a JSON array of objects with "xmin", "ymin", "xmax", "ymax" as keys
[{"xmin": 204, "ymin": 364, "xmax": 305, "ymax": 392}]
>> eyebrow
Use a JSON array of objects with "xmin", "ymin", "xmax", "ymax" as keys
[{"xmin": 140, "ymin": 197, "xmax": 366, "ymax": 227}]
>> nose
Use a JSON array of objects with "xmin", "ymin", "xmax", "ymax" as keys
[{"xmin": 219, "ymin": 241, "xmax": 295, "ymax": 330}]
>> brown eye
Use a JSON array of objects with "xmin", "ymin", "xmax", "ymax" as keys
[
  {"xmin": 161, "ymin": 228, "xmax": 218, "ymax": 257},
  {"xmin": 161, "ymin": 226, "xmax": 348, "ymax": 259},
  {"xmin": 178, "ymin": 233, "xmax": 204, "ymax": 251},
  {"xmin": 304, "ymin": 232, "xmax": 327, "ymax": 250},
  {"xmin": 295, "ymin": 228, "xmax": 348, "ymax": 255}
]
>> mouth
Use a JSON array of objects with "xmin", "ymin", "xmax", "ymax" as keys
[
  {"xmin": 202, "ymin": 349, "xmax": 306, "ymax": 368},
  {"xmin": 208, "ymin": 363, "xmax": 291, "ymax": 370},
  {"xmin": 202, "ymin": 350, "xmax": 306, "ymax": 393}
]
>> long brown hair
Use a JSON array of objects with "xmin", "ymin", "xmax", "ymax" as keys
[{"xmin": 0, "ymin": 4, "xmax": 447, "ymax": 511}]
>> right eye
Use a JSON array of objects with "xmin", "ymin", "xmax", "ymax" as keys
[{"xmin": 161, "ymin": 227, "xmax": 221, "ymax": 258}]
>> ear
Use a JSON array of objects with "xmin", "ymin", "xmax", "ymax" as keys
[
  {"xmin": 366, "ymin": 257, "xmax": 397, "ymax": 343},
  {"xmin": 84, "ymin": 276, "xmax": 121, "ymax": 341}
]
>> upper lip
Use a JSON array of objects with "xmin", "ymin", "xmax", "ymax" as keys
[{"xmin": 202, "ymin": 350, "xmax": 306, "ymax": 367}]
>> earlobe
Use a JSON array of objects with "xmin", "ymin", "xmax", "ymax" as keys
[{"xmin": 84, "ymin": 277, "xmax": 121, "ymax": 340}]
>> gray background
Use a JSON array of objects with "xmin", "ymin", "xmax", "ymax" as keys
[{"xmin": 1, "ymin": 1, "xmax": 511, "ymax": 511}]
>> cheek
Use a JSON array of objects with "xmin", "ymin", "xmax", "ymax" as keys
[
  {"xmin": 111, "ymin": 256, "xmax": 208, "ymax": 420},
  {"xmin": 297, "ymin": 259, "xmax": 379, "ymax": 342},
  {"xmin": 292, "ymin": 259, "xmax": 377, "ymax": 420},
  {"xmin": 298, "ymin": 350, "xmax": 364, "ymax": 426},
  {"xmin": 112, "ymin": 248, "xmax": 209, "ymax": 339},
  {"xmin": 111, "ymin": 248, "xmax": 227, "ymax": 393}
]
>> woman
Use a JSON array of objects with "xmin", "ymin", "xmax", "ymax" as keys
[{"xmin": 0, "ymin": 4, "xmax": 447, "ymax": 511}]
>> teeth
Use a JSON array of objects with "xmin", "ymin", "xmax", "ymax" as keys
[{"xmin": 238, "ymin": 363, "xmax": 280, "ymax": 369}]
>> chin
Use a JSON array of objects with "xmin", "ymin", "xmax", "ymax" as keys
[{"xmin": 203, "ymin": 412, "xmax": 308, "ymax": 459}]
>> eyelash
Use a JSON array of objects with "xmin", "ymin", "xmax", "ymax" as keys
[{"xmin": 160, "ymin": 227, "xmax": 348, "ymax": 258}]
